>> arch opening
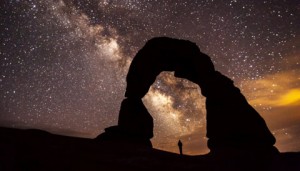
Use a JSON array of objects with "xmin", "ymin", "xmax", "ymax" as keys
[{"xmin": 142, "ymin": 71, "xmax": 208, "ymax": 154}]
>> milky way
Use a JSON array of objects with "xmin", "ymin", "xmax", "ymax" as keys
[{"xmin": 1, "ymin": 0, "xmax": 300, "ymax": 154}]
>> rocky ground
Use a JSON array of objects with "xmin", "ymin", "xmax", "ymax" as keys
[{"xmin": 1, "ymin": 127, "xmax": 299, "ymax": 171}]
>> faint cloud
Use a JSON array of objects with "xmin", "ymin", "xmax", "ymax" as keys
[{"xmin": 241, "ymin": 70, "xmax": 300, "ymax": 108}]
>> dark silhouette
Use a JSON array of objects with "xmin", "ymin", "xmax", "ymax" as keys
[
  {"xmin": 178, "ymin": 140, "xmax": 183, "ymax": 155},
  {"xmin": 1, "ymin": 126, "xmax": 300, "ymax": 171},
  {"xmin": 200, "ymin": 71, "xmax": 277, "ymax": 155},
  {"xmin": 98, "ymin": 37, "xmax": 215, "ymax": 147},
  {"xmin": 97, "ymin": 98, "xmax": 153, "ymax": 147},
  {"xmin": 125, "ymin": 37, "xmax": 215, "ymax": 98},
  {"xmin": 99, "ymin": 37, "xmax": 277, "ymax": 156}
]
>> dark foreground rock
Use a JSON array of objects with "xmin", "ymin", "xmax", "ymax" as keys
[{"xmin": 1, "ymin": 127, "xmax": 299, "ymax": 171}]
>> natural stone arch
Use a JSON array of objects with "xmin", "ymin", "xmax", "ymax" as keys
[
  {"xmin": 99, "ymin": 37, "xmax": 277, "ymax": 154},
  {"xmin": 117, "ymin": 37, "xmax": 214, "ymax": 141}
]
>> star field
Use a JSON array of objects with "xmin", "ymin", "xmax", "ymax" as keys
[{"xmin": 1, "ymin": 0, "xmax": 300, "ymax": 154}]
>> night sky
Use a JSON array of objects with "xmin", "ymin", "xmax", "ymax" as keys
[{"xmin": 1, "ymin": 0, "xmax": 299, "ymax": 155}]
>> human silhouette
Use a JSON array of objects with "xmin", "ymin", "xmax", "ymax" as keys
[
  {"xmin": 178, "ymin": 140, "xmax": 183, "ymax": 155},
  {"xmin": 99, "ymin": 37, "xmax": 277, "ymax": 155}
]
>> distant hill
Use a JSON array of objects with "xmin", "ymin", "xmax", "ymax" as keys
[{"xmin": 0, "ymin": 127, "xmax": 299, "ymax": 171}]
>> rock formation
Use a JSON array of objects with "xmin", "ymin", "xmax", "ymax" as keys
[{"xmin": 98, "ymin": 37, "xmax": 277, "ymax": 154}]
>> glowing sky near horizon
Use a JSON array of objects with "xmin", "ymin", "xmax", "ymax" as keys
[{"xmin": 1, "ymin": 0, "xmax": 300, "ymax": 155}]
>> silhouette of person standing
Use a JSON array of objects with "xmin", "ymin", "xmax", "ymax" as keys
[{"xmin": 178, "ymin": 140, "xmax": 183, "ymax": 155}]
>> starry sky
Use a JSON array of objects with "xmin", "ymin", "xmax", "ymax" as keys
[{"xmin": 1, "ymin": 0, "xmax": 300, "ymax": 155}]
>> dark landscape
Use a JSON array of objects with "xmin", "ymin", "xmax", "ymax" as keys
[{"xmin": 0, "ymin": 127, "xmax": 300, "ymax": 171}]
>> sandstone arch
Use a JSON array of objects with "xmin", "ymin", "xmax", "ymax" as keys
[{"xmin": 99, "ymin": 37, "xmax": 277, "ymax": 154}]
